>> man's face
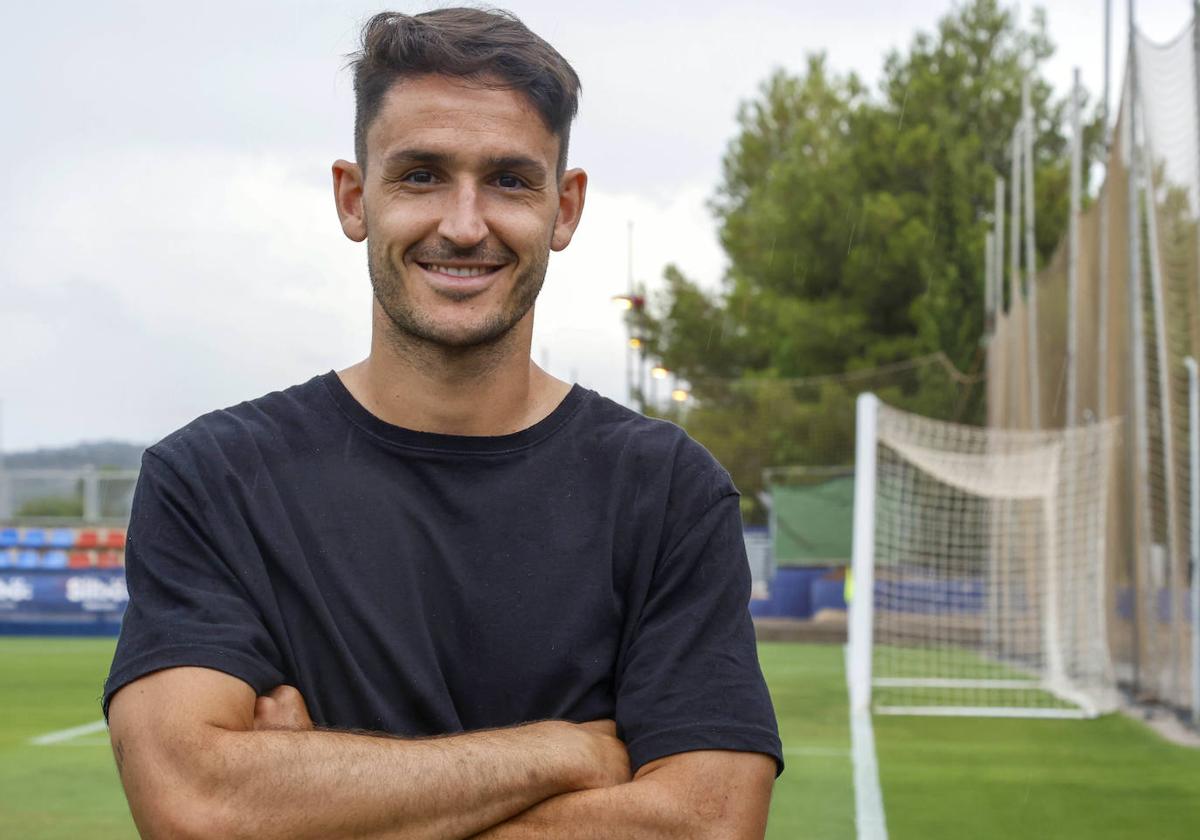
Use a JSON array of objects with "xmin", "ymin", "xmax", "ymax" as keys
[{"xmin": 340, "ymin": 74, "xmax": 585, "ymax": 350}]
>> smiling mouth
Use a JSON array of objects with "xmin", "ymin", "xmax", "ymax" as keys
[{"xmin": 419, "ymin": 263, "xmax": 503, "ymax": 278}]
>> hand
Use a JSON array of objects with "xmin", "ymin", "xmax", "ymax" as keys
[
  {"xmin": 569, "ymin": 719, "xmax": 631, "ymax": 790},
  {"xmin": 253, "ymin": 685, "xmax": 314, "ymax": 732}
]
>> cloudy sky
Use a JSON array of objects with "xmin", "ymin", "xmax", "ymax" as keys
[{"xmin": 1, "ymin": 0, "xmax": 1191, "ymax": 451}]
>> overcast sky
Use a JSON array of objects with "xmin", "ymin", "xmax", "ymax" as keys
[{"xmin": 1, "ymin": 1, "xmax": 1192, "ymax": 451}]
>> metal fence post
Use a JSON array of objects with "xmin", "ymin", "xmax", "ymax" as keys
[
  {"xmin": 1187, "ymin": 357, "xmax": 1200, "ymax": 727},
  {"xmin": 82, "ymin": 466, "xmax": 100, "ymax": 524}
]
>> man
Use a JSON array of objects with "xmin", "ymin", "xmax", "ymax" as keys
[{"xmin": 105, "ymin": 8, "xmax": 782, "ymax": 838}]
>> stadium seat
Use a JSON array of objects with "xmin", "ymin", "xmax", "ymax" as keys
[
  {"xmin": 0, "ymin": 528, "xmax": 18, "ymax": 549},
  {"xmin": 42, "ymin": 550, "xmax": 69, "ymax": 569},
  {"xmin": 21, "ymin": 529, "xmax": 47, "ymax": 549},
  {"xmin": 0, "ymin": 550, "xmax": 14, "ymax": 568},
  {"xmin": 17, "ymin": 550, "xmax": 40, "ymax": 568},
  {"xmin": 68, "ymin": 552, "xmax": 92, "ymax": 569},
  {"xmin": 77, "ymin": 530, "xmax": 99, "ymax": 548},
  {"xmin": 103, "ymin": 530, "xmax": 127, "ymax": 549},
  {"xmin": 97, "ymin": 551, "xmax": 122, "ymax": 568},
  {"xmin": 50, "ymin": 528, "xmax": 76, "ymax": 548}
]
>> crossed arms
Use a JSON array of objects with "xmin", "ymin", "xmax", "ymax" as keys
[{"xmin": 107, "ymin": 667, "xmax": 775, "ymax": 839}]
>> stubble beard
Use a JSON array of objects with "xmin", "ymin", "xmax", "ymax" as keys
[{"xmin": 367, "ymin": 234, "xmax": 550, "ymax": 356}]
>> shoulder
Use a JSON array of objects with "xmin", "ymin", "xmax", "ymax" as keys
[
  {"xmin": 572, "ymin": 389, "xmax": 737, "ymax": 506},
  {"xmin": 145, "ymin": 373, "xmax": 333, "ymax": 482}
]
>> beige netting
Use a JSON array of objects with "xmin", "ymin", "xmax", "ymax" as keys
[{"xmin": 988, "ymin": 22, "xmax": 1199, "ymax": 712}]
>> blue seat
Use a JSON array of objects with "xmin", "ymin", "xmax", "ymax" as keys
[
  {"xmin": 0, "ymin": 528, "xmax": 18, "ymax": 549},
  {"xmin": 0, "ymin": 550, "xmax": 14, "ymax": 568},
  {"xmin": 21, "ymin": 529, "xmax": 47, "ymax": 549},
  {"xmin": 16, "ymin": 550, "xmax": 40, "ymax": 568},
  {"xmin": 50, "ymin": 529, "xmax": 76, "ymax": 548},
  {"xmin": 42, "ymin": 550, "xmax": 69, "ymax": 569}
]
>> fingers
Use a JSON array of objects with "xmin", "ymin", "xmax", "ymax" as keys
[{"xmin": 253, "ymin": 685, "xmax": 314, "ymax": 731}]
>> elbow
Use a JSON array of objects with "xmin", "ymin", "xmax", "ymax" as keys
[
  {"xmin": 124, "ymin": 733, "xmax": 247, "ymax": 840},
  {"xmin": 132, "ymin": 783, "xmax": 247, "ymax": 840},
  {"xmin": 133, "ymin": 792, "xmax": 236, "ymax": 840}
]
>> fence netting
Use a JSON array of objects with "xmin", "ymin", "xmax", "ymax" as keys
[{"xmin": 989, "ymin": 20, "xmax": 1199, "ymax": 712}]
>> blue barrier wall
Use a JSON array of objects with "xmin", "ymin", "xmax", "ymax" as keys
[{"xmin": 0, "ymin": 569, "xmax": 126, "ymax": 635}]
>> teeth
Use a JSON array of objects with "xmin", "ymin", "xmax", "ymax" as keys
[{"xmin": 426, "ymin": 264, "xmax": 494, "ymax": 278}]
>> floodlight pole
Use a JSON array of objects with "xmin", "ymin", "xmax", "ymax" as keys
[
  {"xmin": 1067, "ymin": 68, "xmax": 1082, "ymax": 428},
  {"xmin": 994, "ymin": 177, "xmax": 1005, "ymax": 318},
  {"xmin": 1191, "ymin": 0, "xmax": 1200, "ymax": 732},
  {"xmin": 626, "ymin": 221, "xmax": 634, "ymax": 408},
  {"xmin": 985, "ymin": 231, "xmax": 995, "ymax": 335},
  {"xmin": 1097, "ymin": 0, "xmax": 1112, "ymax": 419},
  {"xmin": 1126, "ymin": 0, "xmax": 1150, "ymax": 693},
  {"xmin": 1023, "ymin": 75, "xmax": 1041, "ymax": 431},
  {"xmin": 1010, "ymin": 125, "xmax": 1023, "ymax": 428}
]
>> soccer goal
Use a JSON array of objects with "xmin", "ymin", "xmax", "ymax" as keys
[{"xmin": 847, "ymin": 393, "xmax": 1121, "ymax": 719}]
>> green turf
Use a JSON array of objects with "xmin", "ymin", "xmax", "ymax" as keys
[
  {"xmin": 873, "ymin": 644, "xmax": 1077, "ymax": 711},
  {"xmin": 0, "ymin": 638, "xmax": 134, "ymax": 838},
  {"xmin": 3, "ymin": 638, "xmax": 1200, "ymax": 840},
  {"xmin": 0, "ymin": 638, "xmax": 852, "ymax": 839},
  {"xmin": 759, "ymin": 642, "xmax": 855, "ymax": 839},
  {"xmin": 875, "ymin": 712, "xmax": 1200, "ymax": 839}
]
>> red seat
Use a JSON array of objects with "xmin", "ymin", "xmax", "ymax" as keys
[
  {"xmin": 103, "ymin": 530, "xmax": 126, "ymax": 549},
  {"xmin": 98, "ymin": 551, "xmax": 126, "ymax": 568},
  {"xmin": 77, "ymin": 530, "xmax": 100, "ymax": 548},
  {"xmin": 68, "ymin": 552, "xmax": 92, "ymax": 569}
]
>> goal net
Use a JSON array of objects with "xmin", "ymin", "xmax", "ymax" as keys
[{"xmin": 848, "ymin": 394, "xmax": 1121, "ymax": 718}]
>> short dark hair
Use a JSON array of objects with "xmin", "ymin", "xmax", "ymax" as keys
[{"xmin": 349, "ymin": 8, "xmax": 582, "ymax": 176}]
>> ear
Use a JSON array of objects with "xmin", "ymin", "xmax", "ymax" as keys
[
  {"xmin": 332, "ymin": 159, "xmax": 366, "ymax": 242},
  {"xmin": 551, "ymin": 168, "xmax": 588, "ymax": 252}
]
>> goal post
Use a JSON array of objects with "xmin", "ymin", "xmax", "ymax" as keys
[
  {"xmin": 847, "ymin": 393, "xmax": 1121, "ymax": 719},
  {"xmin": 848, "ymin": 393, "xmax": 879, "ymax": 714}
]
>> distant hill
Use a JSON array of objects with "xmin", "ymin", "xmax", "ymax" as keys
[{"xmin": 3, "ymin": 441, "xmax": 146, "ymax": 470}]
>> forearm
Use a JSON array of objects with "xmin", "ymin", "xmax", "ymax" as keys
[
  {"xmin": 470, "ymin": 751, "xmax": 774, "ymax": 840},
  {"xmin": 124, "ymin": 721, "xmax": 581, "ymax": 840},
  {"xmin": 469, "ymin": 777, "xmax": 694, "ymax": 840}
]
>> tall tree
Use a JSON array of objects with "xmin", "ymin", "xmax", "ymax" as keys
[{"xmin": 643, "ymin": 1, "xmax": 1101, "ymax": 521}]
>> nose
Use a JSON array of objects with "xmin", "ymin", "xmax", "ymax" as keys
[{"xmin": 437, "ymin": 183, "xmax": 489, "ymax": 247}]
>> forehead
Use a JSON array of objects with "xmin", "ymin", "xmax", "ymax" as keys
[{"xmin": 366, "ymin": 74, "xmax": 558, "ymax": 169}]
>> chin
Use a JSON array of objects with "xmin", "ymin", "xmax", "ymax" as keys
[{"xmin": 397, "ymin": 310, "xmax": 527, "ymax": 351}]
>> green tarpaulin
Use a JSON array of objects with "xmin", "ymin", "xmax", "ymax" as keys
[{"xmin": 769, "ymin": 472, "xmax": 854, "ymax": 566}]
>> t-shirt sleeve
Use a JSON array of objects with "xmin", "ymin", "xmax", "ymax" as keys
[
  {"xmin": 615, "ymin": 483, "xmax": 784, "ymax": 776},
  {"xmin": 103, "ymin": 449, "xmax": 285, "ymax": 718}
]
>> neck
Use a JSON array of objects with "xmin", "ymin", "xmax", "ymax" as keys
[{"xmin": 338, "ymin": 306, "xmax": 571, "ymax": 437}]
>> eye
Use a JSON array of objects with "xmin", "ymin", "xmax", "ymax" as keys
[
  {"xmin": 401, "ymin": 170, "xmax": 437, "ymax": 185},
  {"xmin": 495, "ymin": 173, "xmax": 526, "ymax": 189}
]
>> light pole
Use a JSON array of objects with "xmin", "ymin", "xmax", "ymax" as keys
[
  {"xmin": 650, "ymin": 364, "xmax": 669, "ymax": 411},
  {"xmin": 611, "ymin": 293, "xmax": 646, "ymax": 411}
]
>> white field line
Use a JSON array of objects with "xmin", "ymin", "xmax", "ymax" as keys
[
  {"xmin": 845, "ymin": 645, "xmax": 888, "ymax": 840},
  {"xmin": 29, "ymin": 719, "xmax": 108, "ymax": 746},
  {"xmin": 850, "ymin": 708, "xmax": 888, "ymax": 840}
]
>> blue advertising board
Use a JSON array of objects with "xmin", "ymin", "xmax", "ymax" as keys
[{"xmin": 0, "ymin": 569, "xmax": 126, "ymax": 636}]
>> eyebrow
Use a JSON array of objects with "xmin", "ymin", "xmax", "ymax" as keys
[
  {"xmin": 381, "ymin": 149, "xmax": 548, "ymax": 181},
  {"xmin": 482, "ymin": 155, "xmax": 548, "ymax": 181}
]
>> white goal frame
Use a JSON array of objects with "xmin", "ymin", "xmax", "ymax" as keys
[{"xmin": 847, "ymin": 393, "xmax": 1119, "ymax": 719}]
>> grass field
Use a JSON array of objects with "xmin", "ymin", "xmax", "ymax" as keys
[{"xmin": 2, "ymin": 638, "xmax": 1199, "ymax": 838}]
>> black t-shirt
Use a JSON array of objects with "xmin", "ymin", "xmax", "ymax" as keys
[{"xmin": 104, "ymin": 373, "xmax": 783, "ymax": 774}]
